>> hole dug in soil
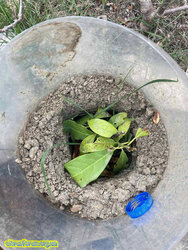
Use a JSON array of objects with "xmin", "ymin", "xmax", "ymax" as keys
[
  {"xmin": 68, "ymin": 109, "xmax": 135, "ymax": 179},
  {"xmin": 17, "ymin": 74, "xmax": 168, "ymax": 220}
]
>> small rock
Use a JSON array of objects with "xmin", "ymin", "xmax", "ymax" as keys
[
  {"xmin": 22, "ymin": 157, "xmax": 31, "ymax": 162},
  {"xmin": 29, "ymin": 147, "xmax": 39, "ymax": 158},
  {"xmin": 106, "ymin": 78, "xmax": 114, "ymax": 84},
  {"xmin": 28, "ymin": 177, "xmax": 34, "ymax": 183},
  {"xmin": 53, "ymin": 190, "xmax": 59, "ymax": 197},
  {"xmin": 151, "ymin": 167, "xmax": 156, "ymax": 174},
  {"xmin": 113, "ymin": 188, "xmax": 130, "ymax": 201},
  {"xmin": 97, "ymin": 15, "xmax": 107, "ymax": 21},
  {"xmin": 47, "ymin": 173, "xmax": 52, "ymax": 179},
  {"xmin": 143, "ymin": 168, "xmax": 150, "ymax": 175},
  {"xmin": 19, "ymin": 137, "xmax": 24, "ymax": 145},
  {"xmin": 31, "ymin": 139, "xmax": 39, "ymax": 147},
  {"xmin": 26, "ymin": 170, "xmax": 33, "ymax": 177},
  {"xmin": 151, "ymin": 143, "xmax": 164, "ymax": 156},
  {"xmin": 146, "ymin": 107, "xmax": 153, "ymax": 117},
  {"xmin": 136, "ymin": 155, "xmax": 145, "ymax": 167},
  {"xmin": 128, "ymin": 174, "xmax": 138, "ymax": 186},
  {"xmin": 24, "ymin": 141, "xmax": 31, "ymax": 150},
  {"xmin": 33, "ymin": 166, "xmax": 41, "ymax": 174},
  {"xmin": 140, "ymin": 102, "xmax": 146, "ymax": 109},
  {"xmin": 156, "ymin": 168, "xmax": 162, "ymax": 174},
  {"xmin": 70, "ymin": 204, "xmax": 82, "ymax": 213},
  {"xmin": 15, "ymin": 158, "xmax": 22, "ymax": 164}
]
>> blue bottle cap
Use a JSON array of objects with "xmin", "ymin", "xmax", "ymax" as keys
[{"xmin": 125, "ymin": 192, "xmax": 153, "ymax": 218}]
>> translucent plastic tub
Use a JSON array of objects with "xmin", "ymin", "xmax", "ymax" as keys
[{"xmin": 0, "ymin": 17, "xmax": 188, "ymax": 250}]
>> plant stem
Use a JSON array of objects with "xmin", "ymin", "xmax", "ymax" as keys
[{"xmin": 127, "ymin": 137, "xmax": 136, "ymax": 146}]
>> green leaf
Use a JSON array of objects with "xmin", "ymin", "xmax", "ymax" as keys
[
  {"xmin": 95, "ymin": 107, "xmax": 111, "ymax": 119},
  {"xmin": 83, "ymin": 137, "xmax": 115, "ymax": 153},
  {"xmin": 135, "ymin": 128, "xmax": 149, "ymax": 138},
  {"xmin": 113, "ymin": 150, "xmax": 129, "ymax": 174},
  {"xmin": 88, "ymin": 118, "xmax": 118, "ymax": 138},
  {"xmin": 127, "ymin": 132, "xmax": 133, "ymax": 142},
  {"xmin": 76, "ymin": 115, "xmax": 91, "ymax": 125},
  {"xmin": 80, "ymin": 134, "xmax": 96, "ymax": 154},
  {"xmin": 109, "ymin": 112, "xmax": 127, "ymax": 127},
  {"xmin": 64, "ymin": 149, "xmax": 114, "ymax": 187},
  {"xmin": 95, "ymin": 137, "xmax": 115, "ymax": 146},
  {"xmin": 120, "ymin": 131, "xmax": 132, "ymax": 143},
  {"xmin": 83, "ymin": 142, "xmax": 107, "ymax": 153},
  {"xmin": 117, "ymin": 118, "xmax": 132, "ymax": 141},
  {"xmin": 63, "ymin": 120, "xmax": 93, "ymax": 140}
]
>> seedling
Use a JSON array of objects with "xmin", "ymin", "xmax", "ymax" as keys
[
  {"xmin": 63, "ymin": 109, "xmax": 149, "ymax": 187},
  {"xmin": 41, "ymin": 77, "xmax": 178, "ymax": 193}
]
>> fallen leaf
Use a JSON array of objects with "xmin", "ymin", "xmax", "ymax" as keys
[{"xmin": 153, "ymin": 110, "xmax": 160, "ymax": 124}]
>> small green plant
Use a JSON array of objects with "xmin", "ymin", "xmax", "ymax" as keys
[
  {"xmin": 63, "ymin": 108, "xmax": 149, "ymax": 187},
  {"xmin": 41, "ymin": 78, "xmax": 178, "ymax": 194}
]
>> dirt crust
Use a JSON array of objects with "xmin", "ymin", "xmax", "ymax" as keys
[{"xmin": 17, "ymin": 74, "xmax": 168, "ymax": 220}]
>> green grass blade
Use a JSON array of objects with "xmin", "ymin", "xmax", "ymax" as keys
[
  {"xmin": 94, "ymin": 78, "xmax": 178, "ymax": 116},
  {"xmin": 112, "ymin": 66, "xmax": 134, "ymax": 115},
  {"xmin": 41, "ymin": 142, "xmax": 80, "ymax": 197},
  {"xmin": 61, "ymin": 95, "xmax": 93, "ymax": 118}
]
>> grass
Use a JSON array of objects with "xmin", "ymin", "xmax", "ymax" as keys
[
  {"xmin": 139, "ymin": 11, "xmax": 188, "ymax": 70},
  {"xmin": 0, "ymin": 0, "xmax": 94, "ymax": 35},
  {"xmin": 0, "ymin": 0, "xmax": 187, "ymax": 70}
]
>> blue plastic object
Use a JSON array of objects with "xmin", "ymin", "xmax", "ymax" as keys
[{"xmin": 125, "ymin": 192, "xmax": 153, "ymax": 218}]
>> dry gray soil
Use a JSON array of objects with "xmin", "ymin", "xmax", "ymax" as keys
[{"xmin": 17, "ymin": 74, "xmax": 168, "ymax": 220}]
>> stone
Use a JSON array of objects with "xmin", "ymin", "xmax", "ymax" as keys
[
  {"xmin": 146, "ymin": 107, "xmax": 153, "ymax": 117},
  {"xmin": 24, "ymin": 141, "xmax": 31, "ymax": 150},
  {"xmin": 70, "ymin": 205, "xmax": 82, "ymax": 213},
  {"xmin": 29, "ymin": 147, "xmax": 39, "ymax": 158}
]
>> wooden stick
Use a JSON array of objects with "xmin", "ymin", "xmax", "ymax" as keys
[{"xmin": 0, "ymin": 0, "xmax": 23, "ymax": 33}]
